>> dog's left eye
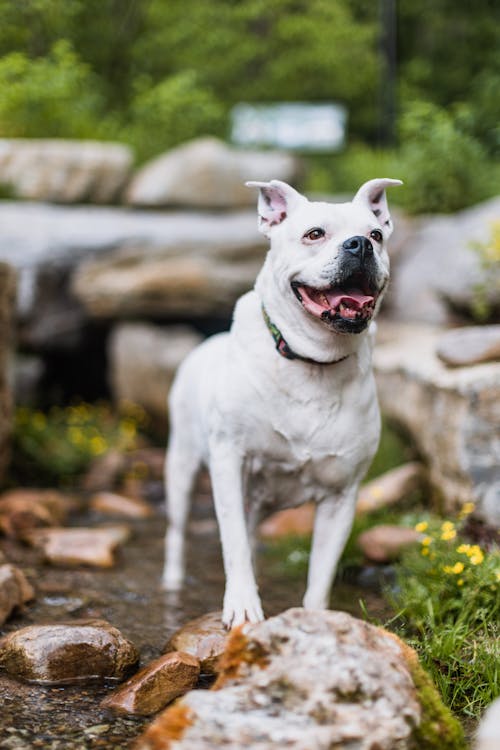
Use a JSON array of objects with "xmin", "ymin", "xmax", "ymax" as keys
[
  {"xmin": 370, "ymin": 229, "xmax": 383, "ymax": 243},
  {"xmin": 304, "ymin": 227, "xmax": 326, "ymax": 241}
]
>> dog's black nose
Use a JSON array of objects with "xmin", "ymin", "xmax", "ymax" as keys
[{"xmin": 342, "ymin": 236, "xmax": 373, "ymax": 260}]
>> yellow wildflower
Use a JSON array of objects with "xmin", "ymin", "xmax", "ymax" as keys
[
  {"xmin": 421, "ymin": 536, "xmax": 432, "ymax": 547},
  {"xmin": 421, "ymin": 548, "xmax": 430, "ymax": 556},
  {"xmin": 415, "ymin": 521, "xmax": 428, "ymax": 533},
  {"xmin": 459, "ymin": 502, "xmax": 475, "ymax": 517},
  {"xmin": 90, "ymin": 436, "xmax": 107, "ymax": 455},
  {"xmin": 441, "ymin": 529, "xmax": 457, "ymax": 541},
  {"xmin": 457, "ymin": 579, "xmax": 464, "ymax": 586},
  {"xmin": 32, "ymin": 412, "xmax": 47, "ymax": 429},
  {"xmin": 453, "ymin": 562, "xmax": 464, "ymax": 574},
  {"xmin": 441, "ymin": 521, "xmax": 455, "ymax": 532},
  {"xmin": 495, "ymin": 571, "xmax": 500, "ymax": 582},
  {"xmin": 457, "ymin": 544, "xmax": 471, "ymax": 555},
  {"xmin": 470, "ymin": 551, "xmax": 484, "ymax": 565}
]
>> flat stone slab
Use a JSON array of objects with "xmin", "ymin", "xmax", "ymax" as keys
[
  {"xmin": 436, "ymin": 325, "xmax": 500, "ymax": 367},
  {"xmin": 357, "ymin": 525, "xmax": 422, "ymax": 563},
  {"xmin": 101, "ymin": 651, "xmax": 200, "ymax": 716},
  {"xmin": 25, "ymin": 525, "xmax": 131, "ymax": 567},
  {"xmin": 0, "ymin": 619, "xmax": 139, "ymax": 684}
]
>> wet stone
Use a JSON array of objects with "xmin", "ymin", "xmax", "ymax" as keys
[
  {"xmin": 357, "ymin": 525, "xmax": 422, "ymax": 563},
  {"xmin": 164, "ymin": 612, "xmax": 228, "ymax": 675},
  {"xmin": 258, "ymin": 502, "xmax": 315, "ymax": 539},
  {"xmin": 0, "ymin": 564, "xmax": 34, "ymax": 625},
  {"xmin": 436, "ymin": 325, "xmax": 500, "ymax": 367},
  {"xmin": 24, "ymin": 525, "xmax": 131, "ymax": 568},
  {"xmin": 89, "ymin": 492, "xmax": 154, "ymax": 519},
  {"xmin": 101, "ymin": 651, "xmax": 200, "ymax": 716},
  {"xmin": 0, "ymin": 619, "xmax": 139, "ymax": 684},
  {"xmin": 0, "ymin": 489, "xmax": 74, "ymax": 539}
]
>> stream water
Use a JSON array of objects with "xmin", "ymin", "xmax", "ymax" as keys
[{"xmin": 0, "ymin": 487, "xmax": 392, "ymax": 750}]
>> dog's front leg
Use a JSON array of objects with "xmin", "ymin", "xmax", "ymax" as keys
[
  {"xmin": 209, "ymin": 441, "xmax": 264, "ymax": 628},
  {"xmin": 303, "ymin": 488, "xmax": 358, "ymax": 610}
]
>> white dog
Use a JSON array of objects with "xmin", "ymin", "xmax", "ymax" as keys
[{"xmin": 163, "ymin": 178, "xmax": 402, "ymax": 628}]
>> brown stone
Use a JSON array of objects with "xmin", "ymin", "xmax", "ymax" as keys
[
  {"xmin": 0, "ymin": 619, "xmax": 139, "ymax": 684},
  {"xmin": 357, "ymin": 525, "xmax": 422, "ymax": 563},
  {"xmin": 0, "ymin": 564, "xmax": 34, "ymax": 625},
  {"xmin": 90, "ymin": 492, "xmax": 153, "ymax": 519},
  {"xmin": 258, "ymin": 503, "xmax": 315, "ymax": 539},
  {"xmin": 356, "ymin": 463, "xmax": 426, "ymax": 515},
  {"xmin": 25, "ymin": 525, "xmax": 131, "ymax": 567},
  {"xmin": 436, "ymin": 325, "xmax": 500, "ymax": 367},
  {"xmin": 0, "ymin": 488, "xmax": 75, "ymax": 538},
  {"xmin": 164, "ymin": 612, "xmax": 228, "ymax": 675},
  {"xmin": 101, "ymin": 651, "xmax": 200, "ymax": 716},
  {"xmin": 82, "ymin": 449, "xmax": 126, "ymax": 492}
]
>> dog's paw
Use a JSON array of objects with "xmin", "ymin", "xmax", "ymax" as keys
[{"xmin": 222, "ymin": 589, "xmax": 264, "ymax": 629}]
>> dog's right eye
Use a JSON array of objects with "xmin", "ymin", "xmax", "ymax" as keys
[{"xmin": 304, "ymin": 227, "xmax": 326, "ymax": 241}]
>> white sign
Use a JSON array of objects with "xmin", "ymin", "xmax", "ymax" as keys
[{"xmin": 231, "ymin": 102, "xmax": 347, "ymax": 152}]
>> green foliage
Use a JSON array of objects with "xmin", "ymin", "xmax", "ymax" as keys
[
  {"xmin": 389, "ymin": 513, "xmax": 500, "ymax": 718},
  {"xmin": 469, "ymin": 221, "xmax": 500, "ymax": 322},
  {"xmin": 0, "ymin": 40, "xmax": 113, "ymax": 139},
  {"xmin": 396, "ymin": 101, "xmax": 493, "ymax": 214},
  {"xmin": 12, "ymin": 402, "xmax": 143, "ymax": 484},
  {"xmin": 122, "ymin": 72, "xmax": 226, "ymax": 163}
]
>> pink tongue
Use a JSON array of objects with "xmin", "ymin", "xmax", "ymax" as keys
[{"xmin": 325, "ymin": 289, "xmax": 374, "ymax": 310}]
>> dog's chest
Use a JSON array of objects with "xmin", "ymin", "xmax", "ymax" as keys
[{"xmin": 241, "ymin": 370, "xmax": 379, "ymax": 509}]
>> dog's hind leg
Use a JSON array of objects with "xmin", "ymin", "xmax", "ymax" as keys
[{"xmin": 162, "ymin": 438, "xmax": 200, "ymax": 591}]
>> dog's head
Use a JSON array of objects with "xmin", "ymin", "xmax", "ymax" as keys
[{"xmin": 248, "ymin": 179, "xmax": 402, "ymax": 335}]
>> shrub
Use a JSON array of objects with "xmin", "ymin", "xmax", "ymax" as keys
[
  {"xmin": 0, "ymin": 40, "xmax": 114, "ymax": 140},
  {"xmin": 122, "ymin": 71, "xmax": 226, "ymax": 163}
]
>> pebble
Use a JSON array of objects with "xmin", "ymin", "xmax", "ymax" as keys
[
  {"xmin": 101, "ymin": 651, "xmax": 200, "ymax": 715},
  {"xmin": 0, "ymin": 564, "xmax": 34, "ymax": 625},
  {"xmin": 0, "ymin": 619, "xmax": 139, "ymax": 684},
  {"xmin": 163, "ymin": 612, "xmax": 228, "ymax": 675},
  {"xmin": 357, "ymin": 524, "xmax": 422, "ymax": 563},
  {"xmin": 436, "ymin": 325, "xmax": 500, "ymax": 367},
  {"xmin": 24, "ymin": 525, "xmax": 131, "ymax": 567},
  {"xmin": 89, "ymin": 492, "xmax": 153, "ymax": 519}
]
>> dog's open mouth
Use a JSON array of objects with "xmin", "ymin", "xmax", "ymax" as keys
[{"xmin": 292, "ymin": 274, "xmax": 379, "ymax": 331}]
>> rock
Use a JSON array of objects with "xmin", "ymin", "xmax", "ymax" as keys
[
  {"xmin": 436, "ymin": 325, "xmax": 500, "ymax": 367},
  {"xmin": 388, "ymin": 197, "xmax": 500, "ymax": 325},
  {"xmin": 126, "ymin": 136, "xmax": 301, "ymax": 208},
  {"xmin": 475, "ymin": 697, "xmax": 500, "ymax": 750},
  {"xmin": 356, "ymin": 462, "xmax": 426, "ymax": 515},
  {"xmin": 0, "ymin": 489, "xmax": 73, "ymax": 538},
  {"xmin": 24, "ymin": 525, "xmax": 131, "ymax": 567},
  {"xmin": 89, "ymin": 492, "xmax": 154, "ymax": 519},
  {"xmin": 0, "ymin": 139, "xmax": 133, "ymax": 203},
  {"xmin": 0, "ymin": 564, "xmax": 34, "ymax": 625},
  {"xmin": 0, "ymin": 202, "xmax": 264, "ymax": 351},
  {"xmin": 374, "ymin": 322, "xmax": 500, "ymax": 524},
  {"xmin": 72, "ymin": 235, "xmax": 266, "ymax": 321},
  {"xmin": 138, "ymin": 608, "xmax": 464, "ymax": 750},
  {"xmin": 164, "ymin": 612, "xmax": 228, "ymax": 675},
  {"xmin": 0, "ymin": 619, "xmax": 139, "ymax": 684},
  {"xmin": 0, "ymin": 262, "xmax": 15, "ymax": 482},
  {"xmin": 357, "ymin": 525, "xmax": 422, "ymax": 563},
  {"xmin": 101, "ymin": 651, "xmax": 200, "ymax": 716},
  {"xmin": 259, "ymin": 503, "xmax": 315, "ymax": 538},
  {"xmin": 108, "ymin": 324, "xmax": 202, "ymax": 421}
]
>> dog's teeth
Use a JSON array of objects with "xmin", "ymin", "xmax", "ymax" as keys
[{"xmin": 321, "ymin": 293, "xmax": 329, "ymax": 306}]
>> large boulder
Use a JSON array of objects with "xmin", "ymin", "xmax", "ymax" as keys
[
  {"xmin": 387, "ymin": 197, "xmax": 500, "ymax": 325},
  {"xmin": 108, "ymin": 323, "xmax": 202, "ymax": 421},
  {"xmin": 136, "ymin": 608, "xmax": 464, "ymax": 750},
  {"xmin": 374, "ymin": 322, "xmax": 500, "ymax": 524},
  {"xmin": 0, "ymin": 202, "xmax": 264, "ymax": 349},
  {"xmin": 126, "ymin": 137, "xmax": 301, "ymax": 208},
  {"xmin": 0, "ymin": 262, "xmax": 15, "ymax": 482},
  {"xmin": 0, "ymin": 139, "xmax": 133, "ymax": 204}
]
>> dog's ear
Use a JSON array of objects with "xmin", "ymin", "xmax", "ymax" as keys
[
  {"xmin": 246, "ymin": 180, "xmax": 306, "ymax": 237},
  {"xmin": 353, "ymin": 178, "xmax": 403, "ymax": 234}
]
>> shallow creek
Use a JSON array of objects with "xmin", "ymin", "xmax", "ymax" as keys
[{"xmin": 0, "ymin": 489, "xmax": 391, "ymax": 750}]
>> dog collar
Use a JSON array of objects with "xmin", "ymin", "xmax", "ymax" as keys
[{"xmin": 262, "ymin": 306, "xmax": 350, "ymax": 366}]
